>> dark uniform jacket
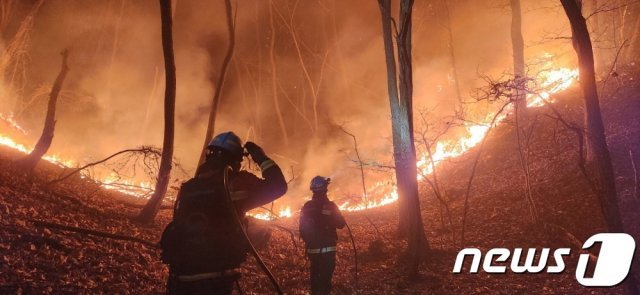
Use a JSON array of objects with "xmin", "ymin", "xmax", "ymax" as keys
[
  {"xmin": 227, "ymin": 159, "xmax": 287, "ymax": 214},
  {"xmin": 196, "ymin": 158, "xmax": 287, "ymax": 215},
  {"xmin": 161, "ymin": 158, "xmax": 287, "ymax": 274},
  {"xmin": 299, "ymin": 195, "xmax": 346, "ymax": 249}
]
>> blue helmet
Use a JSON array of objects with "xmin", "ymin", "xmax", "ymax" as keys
[
  {"xmin": 310, "ymin": 176, "xmax": 330, "ymax": 193},
  {"xmin": 207, "ymin": 131, "xmax": 244, "ymax": 161}
]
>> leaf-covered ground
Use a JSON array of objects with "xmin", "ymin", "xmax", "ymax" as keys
[{"xmin": 1, "ymin": 68, "xmax": 639, "ymax": 294}]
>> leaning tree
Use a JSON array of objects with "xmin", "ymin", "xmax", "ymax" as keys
[
  {"xmin": 138, "ymin": 0, "xmax": 177, "ymax": 223},
  {"xmin": 198, "ymin": 0, "xmax": 235, "ymax": 167},
  {"xmin": 18, "ymin": 50, "xmax": 69, "ymax": 172}
]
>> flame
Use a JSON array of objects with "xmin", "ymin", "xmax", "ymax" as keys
[
  {"xmin": 337, "ymin": 61, "xmax": 579, "ymax": 212},
  {"xmin": 339, "ymin": 183, "xmax": 398, "ymax": 212},
  {"xmin": 0, "ymin": 112, "xmax": 28, "ymax": 135},
  {"xmin": 0, "ymin": 117, "xmax": 289, "ymax": 221},
  {"xmin": 0, "ymin": 132, "xmax": 74, "ymax": 167},
  {"xmin": 0, "ymin": 117, "xmax": 148, "ymax": 195},
  {"xmin": 248, "ymin": 205, "xmax": 293, "ymax": 221},
  {"xmin": 0, "ymin": 55, "xmax": 580, "ymax": 219},
  {"xmin": 528, "ymin": 68, "xmax": 579, "ymax": 107},
  {"xmin": 100, "ymin": 172, "xmax": 153, "ymax": 197}
]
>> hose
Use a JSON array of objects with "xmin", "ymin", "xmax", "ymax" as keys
[
  {"xmin": 223, "ymin": 166, "xmax": 284, "ymax": 295},
  {"xmin": 345, "ymin": 221, "xmax": 359, "ymax": 293}
]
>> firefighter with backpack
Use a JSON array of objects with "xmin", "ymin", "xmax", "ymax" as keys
[
  {"xmin": 299, "ymin": 176, "xmax": 346, "ymax": 295},
  {"xmin": 160, "ymin": 131, "xmax": 287, "ymax": 294}
]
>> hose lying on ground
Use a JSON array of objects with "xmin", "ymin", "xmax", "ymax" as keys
[{"xmin": 345, "ymin": 221, "xmax": 359, "ymax": 293}]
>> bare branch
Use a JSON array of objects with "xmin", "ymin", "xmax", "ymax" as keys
[
  {"xmin": 30, "ymin": 219, "xmax": 158, "ymax": 248},
  {"xmin": 48, "ymin": 146, "xmax": 161, "ymax": 185}
]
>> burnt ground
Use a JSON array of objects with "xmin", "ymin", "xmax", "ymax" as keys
[{"xmin": 1, "ymin": 67, "xmax": 639, "ymax": 294}]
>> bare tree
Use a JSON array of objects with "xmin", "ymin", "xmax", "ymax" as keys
[
  {"xmin": 559, "ymin": 0, "xmax": 637, "ymax": 292},
  {"xmin": 378, "ymin": 0, "xmax": 428, "ymax": 277},
  {"xmin": 510, "ymin": 0, "xmax": 527, "ymax": 117},
  {"xmin": 198, "ymin": 0, "xmax": 235, "ymax": 167},
  {"xmin": 138, "ymin": 0, "xmax": 176, "ymax": 223},
  {"xmin": 0, "ymin": 0, "xmax": 18, "ymax": 33},
  {"xmin": 0, "ymin": 0, "xmax": 45, "ymax": 113},
  {"xmin": 268, "ymin": 0, "xmax": 289, "ymax": 148},
  {"xmin": 415, "ymin": 112, "xmax": 456, "ymax": 247},
  {"xmin": 627, "ymin": 8, "xmax": 640, "ymax": 60},
  {"xmin": 18, "ymin": 50, "xmax": 69, "ymax": 172},
  {"xmin": 442, "ymin": 0, "xmax": 463, "ymax": 103}
]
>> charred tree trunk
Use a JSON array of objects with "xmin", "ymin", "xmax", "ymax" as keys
[
  {"xmin": 560, "ymin": 1, "xmax": 638, "ymax": 293},
  {"xmin": 18, "ymin": 50, "xmax": 69, "ymax": 172},
  {"xmin": 137, "ymin": 0, "xmax": 176, "ymax": 223},
  {"xmin": 198, "ymin": 0, "xmax": 235, "ymax": 167},
  {"xmin": 510, "ymin": 0, "xmax": 527, "ymax": 117},
  {"xmin": 378, "ymin": 0, "xmax": 428, "ymax": 277}
]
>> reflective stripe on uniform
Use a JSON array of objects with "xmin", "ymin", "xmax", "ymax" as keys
[
  {"xmin": 178, "ymin": 271, "xmax": 225, "ymax": 282},
  {"xmin": 321, "ymin": 209, "xmax": 332, "ymax": 215},
  {"xmin": 307, "ymin": 246, "xmax": 337, "ymax": 254},
  {"xmin": 259, "ymin": 159, "xmax": 276, "ymax": 171},
  {"xmin": 231, "ymin": 190, "xmax": 249, "ymax": 201}
]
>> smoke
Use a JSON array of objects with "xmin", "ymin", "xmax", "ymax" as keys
[{"xmin": 0, "ymin": 0, "xmax": 580, "ymax": 210}]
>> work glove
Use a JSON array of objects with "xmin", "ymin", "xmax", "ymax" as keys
[{"xmin": 244, "ymin": 141, "xmax": 268, "ymax": 164}]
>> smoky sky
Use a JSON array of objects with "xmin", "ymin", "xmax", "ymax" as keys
[{"xmin": 0, "ymin": 0, "xmax": 584, "ymax": 207}]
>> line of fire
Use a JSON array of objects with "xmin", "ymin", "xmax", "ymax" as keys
[{"xmin": 0, "ymin": 0, "xmax": 638, "ymax": 294}]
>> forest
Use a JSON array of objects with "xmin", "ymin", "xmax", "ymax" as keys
[{"xmin": 0, "ymin": 0, "xmax": 639, "ymax": 294}]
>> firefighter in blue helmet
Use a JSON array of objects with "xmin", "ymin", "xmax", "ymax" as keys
[
  {"xmin": 160, "ymin": 131, "xmax": 287, "ymax": 295},
  {"xmin": 299, "ymin": 176, "xmax": 346, "ymax": 295}
]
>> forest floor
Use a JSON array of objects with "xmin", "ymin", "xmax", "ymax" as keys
[{"xmin": 1, "ymin": 66, "xmax": 639, "ymax": 294}]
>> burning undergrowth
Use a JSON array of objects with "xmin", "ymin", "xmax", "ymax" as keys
[
  {"xmin": 0, "ymin": 0, "xmax": 593, "ymax": 220},
  {"xmin": 0, "ymin": 56, "xmax": 579, "ymax": 220},
  {"xmin": 1, "ymin": 67, "xmax": 638, "ymax": 294}
]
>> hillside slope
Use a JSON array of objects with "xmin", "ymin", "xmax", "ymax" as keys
[{"xmin": 1, "ymin": 69, "xmax": 639, "ymax": 294}]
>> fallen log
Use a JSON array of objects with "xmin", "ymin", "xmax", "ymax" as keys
[{"xmin": 29, "ymin": 219, "xmax": 158, "ymax": 249}]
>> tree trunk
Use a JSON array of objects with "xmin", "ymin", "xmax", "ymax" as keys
[
  {"xmin": 510, "ymin": 0, "xmax": 527, "ymax": 117},
  {"xmin": 268, "ymin": 0, "xmax": 289, "ymax": 148},
  {"xmin": 0, "ymin": 0, "xmax": 45, "ymax": 114},
  {"xmin": 442, "ymin": 0, "xmax": 462, "ymax": 104},
  {"xmin": 137, "ymin": 0, "xmax": 176, "ymax": 223},
  {"xmin": 560, "ymin": 1, "xmax": 638, "ymax": 293},
  {"xmin": 626, "ymin": 8, "xmax": 640, "ymax": 62},
  {"xmin": 378, "ymin": 0, "xmax": 428, "ymax": 278},
  {"xmin": 198, "ymin": 0, "xmax": 235, "ymax": 167},
  {"xmin": 18, "ymin": 49, "xmax": 69, "ymax": 172},
  {"xmin": 587, "ymin": 0, "xmax": 606, "ymax": 72}
]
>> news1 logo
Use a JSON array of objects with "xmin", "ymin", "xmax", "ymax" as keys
[{"xmin": 453, "ymin": 233, "xmax": 636, "ymax": 287}]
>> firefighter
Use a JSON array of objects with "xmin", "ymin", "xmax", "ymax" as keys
[
  {"xmin": 160, "ymin": 131, "xmax": 287, "ymax": 295},
  {"xmin": 299, "ymin": 176, "xmax": 346, "ymax": 295}
]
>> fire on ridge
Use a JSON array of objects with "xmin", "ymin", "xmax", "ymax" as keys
[{"xmin": 0, "ymin": 61, "xmax": 579, "ymax": 221}]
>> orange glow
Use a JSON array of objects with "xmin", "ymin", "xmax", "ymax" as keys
[
  {"xmin": 0, "ymin": 58, "xmax": 580, "ymax": 219},
  {"xmin": 528, "ymin": 68, "xmax": 579, "ymax": 107},
  {"xmin": 248, "ymin": 205, "xmax": 293, "ymax": 221},
  {"xmin": 0, "ymin": 113, "xmax": 28, "ymax": 135},
  {"xmin": 0, "ymin": 117, "xmax": 149, "ymax": 195},
  {"xmin": 336, "ymin": 62, "xmax": 579, "ymax": 213}
]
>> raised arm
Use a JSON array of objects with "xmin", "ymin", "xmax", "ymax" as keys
[{"xmin": 231, "ymin": 142, "xmax": 287, "ymax": 213}]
